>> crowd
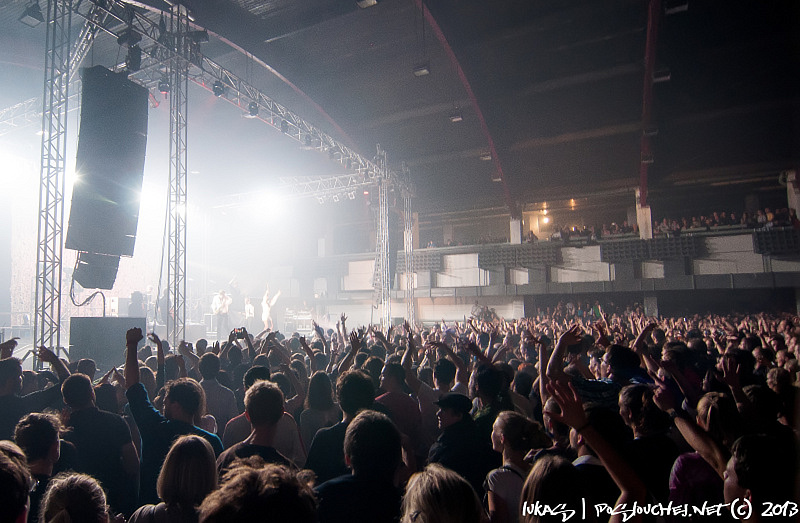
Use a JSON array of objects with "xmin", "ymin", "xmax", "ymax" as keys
[{"xmin": 0, "ymin": 304, "xmax": 798, "ymax": 523}]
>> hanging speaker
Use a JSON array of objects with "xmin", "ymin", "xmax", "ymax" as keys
[
  {"xmin": 66, "ymin": 65, "xmax": 148, "ymax": 258},
  {"xmin": 73, "ymin": 252, "xmax": 121, "ymax": 290}
]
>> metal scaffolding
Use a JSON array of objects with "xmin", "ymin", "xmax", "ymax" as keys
[
  {"xmin": 33, "ymin": 0, "xmax": 72, "ymax": 363},
  {"xmin": 20, "ymin": 0, "xmax": 416, "ymax": 342},
  {"xmin": 166, "ymin": 5, "xmax": 189, "ymax": 346},
  {"xmin": 403, "ymin": 187, "xmax": 415, "ymax": 324}
]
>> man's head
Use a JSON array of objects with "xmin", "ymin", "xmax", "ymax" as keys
[
  {"xmin": 198, "ymin": 353, "xmax": 222, "ymax": 381},
  {"xmin": 244, "ymin": 380, "xmax": 285, "ymax": 428},
  {"xmin": 379, "ymin": 362, "xmax": 405, "ymax": 393},
  {"xmin": 344, "ymin": 411, "xmax": 401, "ymax": 480},
  {"xmin": 14, "ymin": 412, "xmax": 61, "ymax": 464},
  {"xmin": 0, "ymin": 357, "xmax": 23, "ymax": 396},
  {"xmin": 336, "ymin": 370, "xmax": 375, "ymax": 419},
  {"xmin": 435, "ymin": 393, "xmax": 473, "ymax": 430},
  {"xmin": 61, "ymin": 373, "xmax": 96, "ymax": 409},
  {"xmin": 163, "ymin": 378, "xmax": 206, "ymax": 423},
  {"xmin": 75, "ymin": 359, "xmax": 97, "ymax": 381},
  {"xmin": 724, "ymin": 434, "xmax": 795, "ymax": 507},
  {"xmin": 433, "ymin": 359, "xmax": 456, "ymax": 390},
  {"xmin": 0, "ymin": 442, "xmax": 31, "ymax": 523},
  {"xmin": 244, "ymin": 365, "xmax": 271, "ymax": 390},
  {"xmin": 199, "ymin": 462, "xmax": 316, "ymax": 523}
]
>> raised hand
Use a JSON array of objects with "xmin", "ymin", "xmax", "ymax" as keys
[
  {"xmin": 126, "ymin": 328, "xmax": 144, "ymax": 347},
  {"xmin": 0, "ymin": 337, "xmax": 20, "ymax": 359},
  {"xmin": 545, "ymin": 380, "xmax": 588, "ymax": 430},
  {"xmin": 349, "ymin": 331, "xmax": 361, "ymax": 353},
  {"xmin": 38, "ymin": 346, "xmax": 59, "ymax": 364}
]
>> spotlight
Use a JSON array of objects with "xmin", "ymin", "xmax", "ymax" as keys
[
  {"xmin": 245, "ymin": 101, "xmax": 259, "ymax": 118},
  {"xmin": 18, "ymin": 2, "xmax": 44, "ymax": 27},
  {"xmin": 117, "ymin": 29, "xmax": 142, "ymax": 47},
  {"xmin": 126, "ymin": 45, "xmax": 142, "ymax": 72},
  {"xmin": 212, "ymin": 81, "xmax": 225, "ymax": 96},
  {"xmin": 280, "ymin": 119, "xmax": 289, "ymax": 134},
  {"xmin": 158, "ymin": 76, "xmax": 170, "ymax": 94},
  {"xmin": 413, "ymin": 62, "xmax": 430, "ymax": 77},
  {"xmin": 188, "ymin": 30, "xmax": 209, "ymax": 43},
  {"xmin": 542, "ymin": 216, "xmax": 550, "ymax": 224}
]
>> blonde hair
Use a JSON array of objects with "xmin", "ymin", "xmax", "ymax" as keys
[
  {"xmin": 520, "ymin": 455, "xmax": 583, "ymax": 523},
  {"xmin": 40, "ymin": 473, "xmax": 108, "ymax": 523},
  {"xmin": 401, "ymin": 464, "xmax": 485, "ymax": 523},
  {"xmin": 157, "ymin": 435, "xmax": 219, "ymax": 509}
]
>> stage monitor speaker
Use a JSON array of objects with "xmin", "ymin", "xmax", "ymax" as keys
[
  {"xmin": 73, "ymin": 252, "xmax": 120, "ymax": 290},
  {"xmin": 69, "ymin": 316, "xmax": 145, "ymax": 371},
  {"xmin": 66, "ymin": 65, "xmax": 149, "ymax": 257}
]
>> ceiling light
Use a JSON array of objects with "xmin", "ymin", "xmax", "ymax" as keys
[
  {"xmin": 479, "ymin": 152, "xmax": 492, "ymax": 161},
  {"xmin": 491, "ymin": 171, "xmax": 502, "ymax": 182},
  {"xmin": 449, "ymin": 108, "xmax": 463, "ymax": 123},
  {"xmin": 413, "ymin": 62, "xmax": 430, "ymax": 77},
  {"xmin": 188, "ymin": 30, "xmax": 209, "ymax": 43},
  {"xmin": 19, "ymin": 2, "xmax": 44, "ymax": 27},
  {"xmin": 356, "ymin": 0, "xmax": 377, "ymax": 8},
  {"xmin": 653, "ymin": 68, "xmax": 671, "ymax": 83},
  {"xmin": 158, "ymin": 76, "xmax": 170, "ymax": 94},
  {"xmin": 126, "ymin": 45, "xmax": 142, "ymax": 72},
  {"xmin": 244, "ymin": 101, "xmax": 259, "ymax": 118}
]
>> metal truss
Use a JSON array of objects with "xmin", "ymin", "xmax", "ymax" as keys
[
  {"xmin": 402, "ymin": 180, "xmax": 415, "ymax": 325},
  {"xmin": 34, "ymin": 0, "xmax": 72, "ymax": 363},
  {"xmin": 166, "ymin": 4, "xmax": 189, "ymax": 346},
  {"xmin": 374, "ymin": 146, "xmax": 391, "ymax": 328}
]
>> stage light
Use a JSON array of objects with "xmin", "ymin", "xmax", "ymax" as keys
[
  {"xmin": 245, "ymin": 101, "xmax": 259, "ymax": 118},
  {"xmin": 449, "ymin": 107, "xmax": 463, "ymax": 123},
  {"xmin": 188, "ymin": 30, "xmax": 209, "ymax": 43},
  {"xmin": 126, "ymin": 45, "xmax": 142, "ymax": 72},
  {"xmin": 280, "ymin": 120, "xmax": 289, "ymax": 134},
  {"xmin": 479, "ymin": 152, "xmax": 492, "ymax": 161},
  {"xmin": 542, "ymin": 216, "xmax": 550, "ymax": 224},
  {"xmin": 117, "ymin": 29, "xmax": 142, "ymax": 47},
  {"xmin": 212, "ymin": 81, "xmax": 225, "ymax": 96},
  {"xmin": 347, "ymin": 191, "xmax": 356, "ymax": 200},
  {"xmin": 317, "ymin": 196, "xmax": 325, "ymax": 204},
  {"xmin": 356, "ymin": 0, "xmax": 377, "ymax": 7},
  {"xmin": 158, "ymin": 76, "xmax": 170, "ymax": 94},
  {"xmin": 332, "ymin": 194, "xmax": 340, "ymax": 202},
  {"xmin": 19, "ymin": 2, "xmax": 44, "ymax": 27}
]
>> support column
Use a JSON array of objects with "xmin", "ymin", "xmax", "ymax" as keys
[
  {"xmin": 636, "ymin": 189, "xmax": 653, "ymax": 239},
  {"xmin": 167, "ymin": 5, "xmax": 189, "ymax": 345},
  {"xmin": 510, "ymin": 217, "xmax": 522, "ymax": 244},
  {"xmin": 34, "ymin": 0, "xmax": 72, "ymax": 362},
  {"xmin": 786, "ymin": 170, "xmax": 799, "ymax": 213}
]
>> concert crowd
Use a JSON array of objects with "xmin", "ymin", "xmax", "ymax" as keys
[{"xmin": 0, "ymin": 303, "xmax": 798, "ymax": 523}]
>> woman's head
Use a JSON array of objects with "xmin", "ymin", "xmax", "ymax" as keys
[
  {"xmin": 618, "ymin": 384, "xmax": 670, "ymax": 436},
  {"xmin": 157, "ymin": 435, "xmax": 219, "ymax": 509},
  {"xmin": 520, "ymin": 455, "xmax": 584, "ymax": 523},
  {"xmin": 40, "ymin": 473, "xmax": 108, "ymax": 523},
  {"xmin": 491, "ymin": 411, "xmax": 549, "ymax": 454},
  {"xmin": 401, "ymin": 464, "xmax": 484, "ymax": 523},
  {"xmin": 696, "ymin": 392, "xmax": 741, "ymax": 450},
  {"xmin": 305, "ymin": 371, "xmax": 334, "ymax": 411}
]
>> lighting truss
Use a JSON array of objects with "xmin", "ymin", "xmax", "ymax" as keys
[
  {"xmin": 166, "ymin": 4, "xmax": 189, "ymax": 346},
  {"xmin": 34, "ymin": 0, "xmax": 72, "ymax": 364}
]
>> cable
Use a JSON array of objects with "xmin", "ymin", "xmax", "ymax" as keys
[
  {"xmin": 152, "ymin": 176, "xmax": 171, "ymax": 333},
  {"xmin": 69, "ymin": 257, "xmax": 106, "ymax": 315}
]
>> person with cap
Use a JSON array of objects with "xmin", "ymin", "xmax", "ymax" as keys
[{"xmin": 427, "ymin": 392, "xmax": 496, "ymax": 494}]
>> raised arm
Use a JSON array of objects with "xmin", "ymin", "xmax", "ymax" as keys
[
  {"xmin": 548, "ymin": 380, "xmax": 646, "ymax": 523},
  {"xmin": 125, "ymin": 328, "xmax": 143, "ymax": 387},
  {"xmin": 38, "ymin": 346, "xmax": 70, "ymax": 382},
  {"xmin": 299, "ymin": 336, "xmax": 318, "ymax": 372},
  {"xmin": 546, "ymin": 325, "xmax": 582, "ymax": 383}
]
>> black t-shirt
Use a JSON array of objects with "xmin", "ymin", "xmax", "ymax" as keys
[
  {"xmin": 126, "ymin": 383, "xmax": 223, "ymax": 505},
  {"xmin": 0, "ymin": 385, "xmax": 63, "ymax": 440},
  {"xmin": 64, "ymin": 406, "xmax": 137, "ymax": 514},
  {"xmin": 216, "ymin": 441, "xmax": 292, "ymax": 475},
  {"xmin": 304, "ymin": 421, "xmax": 349, "ymax": 484},
  {"xmin": 315, "ymin": 475, "xmax": 401, "ymax": 523}
]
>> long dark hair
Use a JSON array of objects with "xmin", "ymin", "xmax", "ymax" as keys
[{"xmin": 305, "ymin": 371, "xmax": 335, "ymax": 411}]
